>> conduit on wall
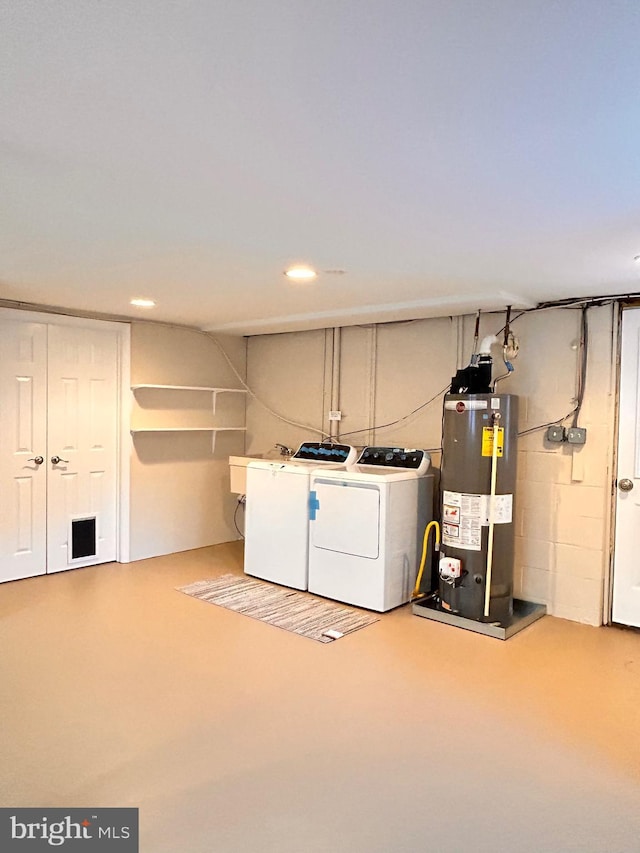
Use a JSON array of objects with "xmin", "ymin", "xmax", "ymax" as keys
[
  {"xmin": 330, "ymin": 327, "xmax": 341, "ymax": 440},
  {"xmin": 367, "ymin": 324, "xmax": 377, "ymax": 446},
  {"xmin": 321, "ymin": 317, "xmax": 465, "ymax": 446}
]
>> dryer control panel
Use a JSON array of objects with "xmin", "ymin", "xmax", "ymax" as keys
[
  {"xmin": 293, "ymin": 442, "xmax": 357, "ymax": 464},
  {"xmin": 357, "ymin": 447, "xmax": 431, "ymax": 473}
]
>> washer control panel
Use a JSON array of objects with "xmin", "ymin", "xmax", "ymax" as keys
[
  {"xmin": 293, "ymin": 442, "xmax": 357, "ymax": 464},
  {"xmin": 357, "ymin": 447, "xmax": 431, "ymax": 473}
]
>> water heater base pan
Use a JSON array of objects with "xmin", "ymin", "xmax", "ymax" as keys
[{"xmin": 412, "ymin": 597, "xmax": 547, "ymax": 640}]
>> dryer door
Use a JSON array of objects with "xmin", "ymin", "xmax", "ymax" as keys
[{"xmin": 311, "ymin": 480, "xmax": 380, "ymax": 558}]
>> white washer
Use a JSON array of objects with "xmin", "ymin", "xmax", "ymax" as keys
[
  {"xmin": 244, "ymin": 442, "xmax": 358, "ymax": 590},
  {"xmin": 308, "ymin": 447, "xmax": 434, "ymax": 611}
]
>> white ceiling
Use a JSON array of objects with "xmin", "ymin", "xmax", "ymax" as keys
[{"xmin": 2, "ymin": 0, "xmax": 640, "ymax": 335}]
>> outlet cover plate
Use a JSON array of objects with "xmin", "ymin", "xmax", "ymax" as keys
[
  {"xmin": 329, "ymin": 410, "xmax": 342, "ymax": 421},
  {"xmin": 566, "ymin": 427, "xmax": 587, "ymax": 445},
  {"xmin": 546, "ymin": 425, "xmax": 565, "ymax": 443}
]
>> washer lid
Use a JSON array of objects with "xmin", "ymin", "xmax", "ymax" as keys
[
  {"xmin": 313, "ymin": 467, "xmax": 425, "ymax": 483},
  {"xmin": 247, "ymin": 459, "xmax": 349, "ymax": 474}
]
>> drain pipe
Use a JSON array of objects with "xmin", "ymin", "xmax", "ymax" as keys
[
  {"xmin": 493, "ymin": 306, "xmax": 515, "ymax": 391},
  {"xmin": 470, "ymin": 310, "xmax": 481, "ymax": 364},
  {"xmin": 368, "ymin": 324, "xmax": 377, "ymax": 446},
  {"xmin": 330, "ymin": 327, "xmax": 341, "ymax": 441}
]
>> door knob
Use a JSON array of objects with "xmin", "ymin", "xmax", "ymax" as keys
[
  {"xmin": 51, "ymin": 455, "xmax": 69, "ymax": 465},
  {"xmin": 618, "ymin": 478, "xmax": 634, "ymax": 492},
  {"xmin": 28, "ymin": 456, "xmax": 44, "ymax": 465}
]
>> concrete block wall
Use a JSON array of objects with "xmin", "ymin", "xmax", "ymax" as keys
[
  {"xmin": 507, "ymin": 305, "xmax": 617, "ymax": 625},
  {"xmin": 245, "ymin": 305, "xmax": 618, "ymax": 625}
]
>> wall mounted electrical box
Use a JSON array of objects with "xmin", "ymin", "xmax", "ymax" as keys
[
  {"xmin": 546, "ymin": 425, "xmax": 565, "ymax": 443},
  {"xmin": 566, "ymin": 427, "xmax": 587, "ymax": 445}
]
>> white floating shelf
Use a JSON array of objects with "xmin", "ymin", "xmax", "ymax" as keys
[
  {"xmin": 131, "ymin": 385, "xmax": 247, "ymax": 415},
  {"xmin": 131, "ymin": 385, "xmax": 246, "ymax": 393},
  {"xmin": 130, "ymin": 426, "xmax": 246, "ymax": 452},
  {"xmin": 130, "ymin": 427, "xmax": 247, "ymax": 432}
]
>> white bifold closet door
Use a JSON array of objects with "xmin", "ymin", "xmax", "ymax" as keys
[
  {"xmin": 0, "ymin": 321, "xmax": 48, "ymax": 581},
  {"xmin": 0, "ymin": 318, "xmax": 119, "ymax": 583}
]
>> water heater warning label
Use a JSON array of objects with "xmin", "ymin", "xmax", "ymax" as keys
[
  {"xmin": 442, "ymin": 491, "xmax": 482, "ymax": 551},
  {"xmin": 484, "ymin": 494, "xmax": 513, "ymax": 525},
  {"xmin": 481, "ymin": 427, "xmax": 504, "ymax": 457},
  {"xmin": 442, "ymin": 490, "xmax": 513, "ymax": 550}
]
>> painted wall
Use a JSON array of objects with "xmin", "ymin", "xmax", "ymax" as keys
[
  {"xmin": 245, "ymin": 306, "xmax": 617, "ymax": 625},
  {"xmin": 129, "ymin": 323, "xmax": 247, "ymax": 561}
]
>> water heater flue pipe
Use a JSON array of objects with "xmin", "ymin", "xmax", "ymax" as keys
[
  {"xmin": 470, "ymin": 310, "xmax": 481, "ymax": 364},
  {"xmin": 478, "ymin": 334, "xmax": 498, "ymax": 355}
]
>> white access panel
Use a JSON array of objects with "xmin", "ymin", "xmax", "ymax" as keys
[
  {"xmin": 311, "ymin": 482, "xmax": 380, "ymax": 558},
  {"xmin": 244, "ymin": 463, "xmax": 312, "ymax": 589}
]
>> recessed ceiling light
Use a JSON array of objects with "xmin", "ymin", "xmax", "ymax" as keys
[
  {"xmin": 130, "ymin": 297, "xmax": 156, "ymax": 308},
  {"xmin": 284, "ymin": 266, "xmax": 317, "ymax": 281}
]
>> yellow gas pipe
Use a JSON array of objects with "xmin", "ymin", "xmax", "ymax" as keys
[{"xmin": 411, "ymin": 520, "xmax": 441, "ymax": 600}]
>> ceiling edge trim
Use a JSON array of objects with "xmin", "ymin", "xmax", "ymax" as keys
[{"xmin": 204, "ymin": 291, "xmax": 536, "ymax": 336}]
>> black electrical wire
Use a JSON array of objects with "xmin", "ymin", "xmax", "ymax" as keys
[
  {"xmin": 234, "ymin": 500, "xmax": 245, "ymax": 539},
  {"xmin": 327, "ymin": 298, "xmax": 597, "ymax": 445},
  {"xmin": 517, "ymin": 409, "xmax": 577, "ymax": 437},
  {"xmin": 535, "ymin": 293, "xmax": 629, "ymax": 310},
  {"xmin": 336, "ymin": 383, "xmax": 451, "ymax": 441},
  {"xmin": 517, "ymin": 305, "xmax": 590, "ymax": 437},
  {"xmin": 494, "ymin": 309, "xmax": 529, "ymax": 337},
  {"xmin": 336, "ymin": 308, "xmax": 526, "ymax": 443}
]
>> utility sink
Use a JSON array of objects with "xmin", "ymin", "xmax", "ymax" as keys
[
  {"xmin": 229, "ymin": 448, "xmax": 295, "ymax": 493},
  {"xmin": 229, "ymin": 455, "xmax": 262, "ymax": 494}
]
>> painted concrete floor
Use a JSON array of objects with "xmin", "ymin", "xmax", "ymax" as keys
[{"xmin": 0, "ymin": 542, "xmax": 639, "ymax": 852}]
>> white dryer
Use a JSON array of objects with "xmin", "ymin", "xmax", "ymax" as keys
[
  {"xmin": 244, "ymin": 442, "xmax": 358, "ymax": 590},
  {"xmin": 308, "ymin": 447, "xmax": 433, "ymax": 611}
]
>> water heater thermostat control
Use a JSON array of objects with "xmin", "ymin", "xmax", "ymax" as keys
[{"xmin": 439, "ymin": 556, "xmax": 462, "ymax": 580}]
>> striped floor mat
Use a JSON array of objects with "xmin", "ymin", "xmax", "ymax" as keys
[{"xmin": 177, "ymin": 574, "xmax": 379, "ymax": 643}]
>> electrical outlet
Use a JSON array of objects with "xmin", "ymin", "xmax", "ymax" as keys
[
  {"xmin": 329, "ymin": 410, "xmax": 342, "ymax": 421},
  {"xmin": 566, "ymin": 427, "xmax": 587, "ymax": 445},
  {"xmin": 546, "ymin": 425, "xmax": 565, "ymax": 443},
  {"xmin": 237, "ymin": 494, "xmax": 246, "ymax": 504}
]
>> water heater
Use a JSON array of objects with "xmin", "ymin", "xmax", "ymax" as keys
[{"xmin": 438, "ymin": 393, "xmax": 518, "ymax": 623}]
